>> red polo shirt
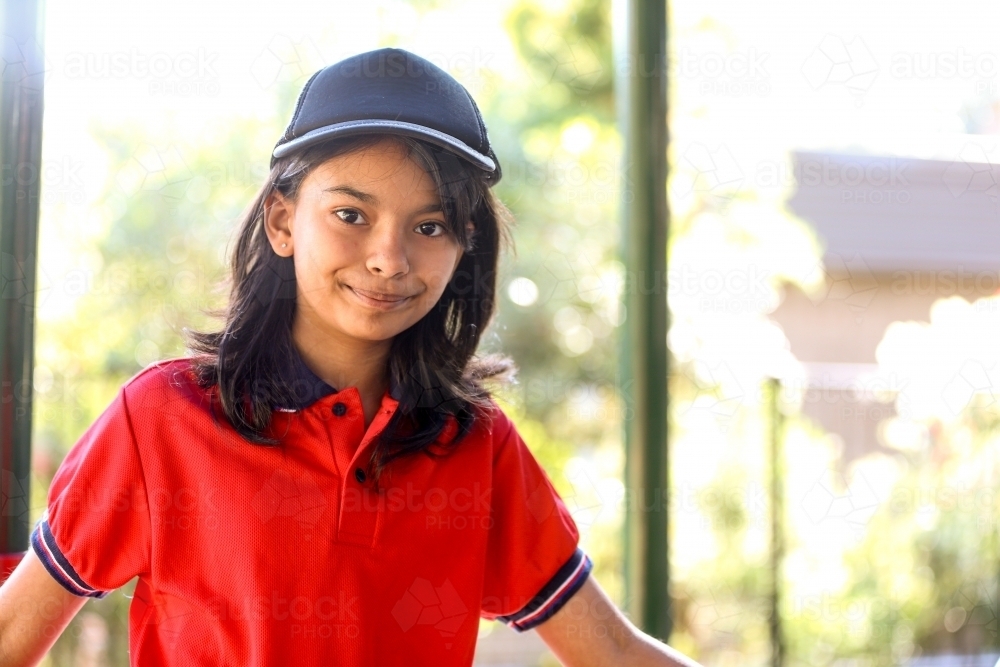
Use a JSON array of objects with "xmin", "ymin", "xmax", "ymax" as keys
[{"xmin": 31, "ymin": 354, "xmax": 592, "ymax": 666}]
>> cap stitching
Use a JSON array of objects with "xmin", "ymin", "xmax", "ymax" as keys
[
  {"xmin": 460, "ymin": 87, "xmax": 487, "ymax": 150},
  {"xmin": 281, "ymin": 69, "xmax": 323, "ymax": 144}
]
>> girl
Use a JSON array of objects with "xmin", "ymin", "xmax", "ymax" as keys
[{"xmin": 0, "ymin": 48, "xmax": 701, "ymax": 667}]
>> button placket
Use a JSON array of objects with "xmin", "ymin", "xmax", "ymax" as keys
[
  {"xmin": 327, "ymin": 391, "xmax": 364, "ymax": 483},
  {"xmin": 337, "ymin": 390, "xmax": 400, "ymax": 547}
]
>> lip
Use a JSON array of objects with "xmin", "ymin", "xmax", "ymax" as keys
[{"xmin": 346, "ymin": 285, "xmax": 413, "ymax": 311}]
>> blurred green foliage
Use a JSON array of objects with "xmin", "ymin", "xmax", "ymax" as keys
[{"xmin": 30, "ymin": 1, "xmax": 1000, "ymax": 666}]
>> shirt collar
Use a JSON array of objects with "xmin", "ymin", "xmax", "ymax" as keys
[{"xmin": 275, "ymin": 345, "xmax": 403, "ymax": 411}]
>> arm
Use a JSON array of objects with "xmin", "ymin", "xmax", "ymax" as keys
[
  {"xmin": 534, "ymin": 575, "xmax": 703, "ymax": 667},
  {"xmin": 0, "ymin": 549, "xmax": 87, "ymax": 667}
]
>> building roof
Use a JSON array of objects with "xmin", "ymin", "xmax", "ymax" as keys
[
  {"xmin": 904, "ymin": 653, "xmax": 1000, "ymax": 667},
  {"xmin": 786, "ymin": 140, "xmax": 1000, "ymax": 273}
]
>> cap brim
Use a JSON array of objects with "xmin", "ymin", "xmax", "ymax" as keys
[{"xmin": 272, "ymin": 119, "xmax": 497, "ymax": 174}]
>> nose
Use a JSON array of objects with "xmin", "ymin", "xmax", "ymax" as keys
[{"xmin": 365, "ymin": 222, "xmax": 410, "ymax": 278}]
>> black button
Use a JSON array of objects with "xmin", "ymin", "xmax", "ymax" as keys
[
  {"xmin": 332, "ymin": 402, "xmax": 347, "ymax": 416},
  {"xmin": 354, "ymin": 468, "xmax": 367, "ymax": 483}
]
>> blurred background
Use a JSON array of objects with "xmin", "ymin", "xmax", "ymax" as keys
[{"xmin": 22, "ymin": 0, "xmax": 1000, "ymax": 665}]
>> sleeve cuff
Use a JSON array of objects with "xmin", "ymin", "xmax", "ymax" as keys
[
  {"xmin": 498, "ymin": 547, "xmax": 593, "ymax": 632},
  {"xmin": 30, "ymin": 514, "xmax": 109, "ymax": 599}
]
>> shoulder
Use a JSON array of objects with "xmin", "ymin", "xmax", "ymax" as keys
[
  {"xmin": 474, "ymin": 398, "xmax": 526, "ymax": 461},
  {"xmin": 118, "ymin": 357, "xmax": 213, "ymax": 414},
  {"xmin": 436, "ymin": 399, "xmax": 517, "ymax": 457},
  {"xmin": 467, "ymin": 397, "xmax": 513, "ymax": 440}
]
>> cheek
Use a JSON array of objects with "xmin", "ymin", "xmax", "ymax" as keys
[
  {"xmin": 295, "ymin": 223, "xmax": 353, "ymax": 283},
  {"xmin": 422, "ymin": 254, "xmax": 463, "ymax": 299}
]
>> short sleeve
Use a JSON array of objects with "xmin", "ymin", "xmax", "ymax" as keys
[
  {"xmin": 30, "ymin": 387, "xmax": 151, "ymax": 598},
  {"xmin": 479, "ymin": 408, "xmax": 593, "ymax": 631}
]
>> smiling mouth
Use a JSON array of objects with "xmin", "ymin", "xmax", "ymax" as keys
[{"xmin": 346, "ymin": 285, "xmax": 413, "ymax": 309}]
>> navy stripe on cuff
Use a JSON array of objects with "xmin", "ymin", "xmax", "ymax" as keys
[
  {"xmin": 30, "ymin": 515, "xmax": 109, "ymax": 599},
  {"xmin": 498, "ymin": 547, "xmax": 593, "ymax": 632}
]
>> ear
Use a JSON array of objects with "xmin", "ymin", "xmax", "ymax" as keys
[{"xmin": 264, "ymin": 189, "xmax": 294, "ymax": 256}]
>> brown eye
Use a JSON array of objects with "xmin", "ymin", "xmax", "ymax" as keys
[
  {"xmin": 335, "ymin": 209, "xmax": 363, "ymax": 224},
  {"xmin": 416, "ymin": 222, "xmax": 445, "ymax": 237}
]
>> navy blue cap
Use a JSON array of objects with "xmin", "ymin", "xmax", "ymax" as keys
[{"xmin": 271, "ymin": 47, "xmax": 502, "ymax": 185}]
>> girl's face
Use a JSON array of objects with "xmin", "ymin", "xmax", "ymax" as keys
[{"xmin": 265, "ymin": 138, "xmax": 467, "ymax": 346}]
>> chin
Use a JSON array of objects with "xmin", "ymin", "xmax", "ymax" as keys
[{"xmin": 339, "ymin": 319, "xmax": 411, "ymax": 343}]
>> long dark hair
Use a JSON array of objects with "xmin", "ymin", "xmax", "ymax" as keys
[{"xmin": 185, "ymin": 133, "xmax": 517, "ymax": 484}]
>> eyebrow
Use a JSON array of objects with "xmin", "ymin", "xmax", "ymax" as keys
[
  {"xmin": 323, "ymin": 185, "xmax": 378, "ymax": 205},
  {"xmin": 323, "ymin": 185, "xmax": 444, "ymax": 216},
  {"xmin": 411, "ymin": 202, "xmax": 444, "ymax": 216}
]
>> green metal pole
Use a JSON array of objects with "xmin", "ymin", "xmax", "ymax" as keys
[
  {"xmin": 615, "ymin": 0, "xmax": 670, "ymax": 640},
  {"xmin": 0, "ymin": 0, "xmax": 46, "ymax": 579},
  {"xmin": 768, "ymin": 377, "xmax": 786, "ymax": 667}
]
